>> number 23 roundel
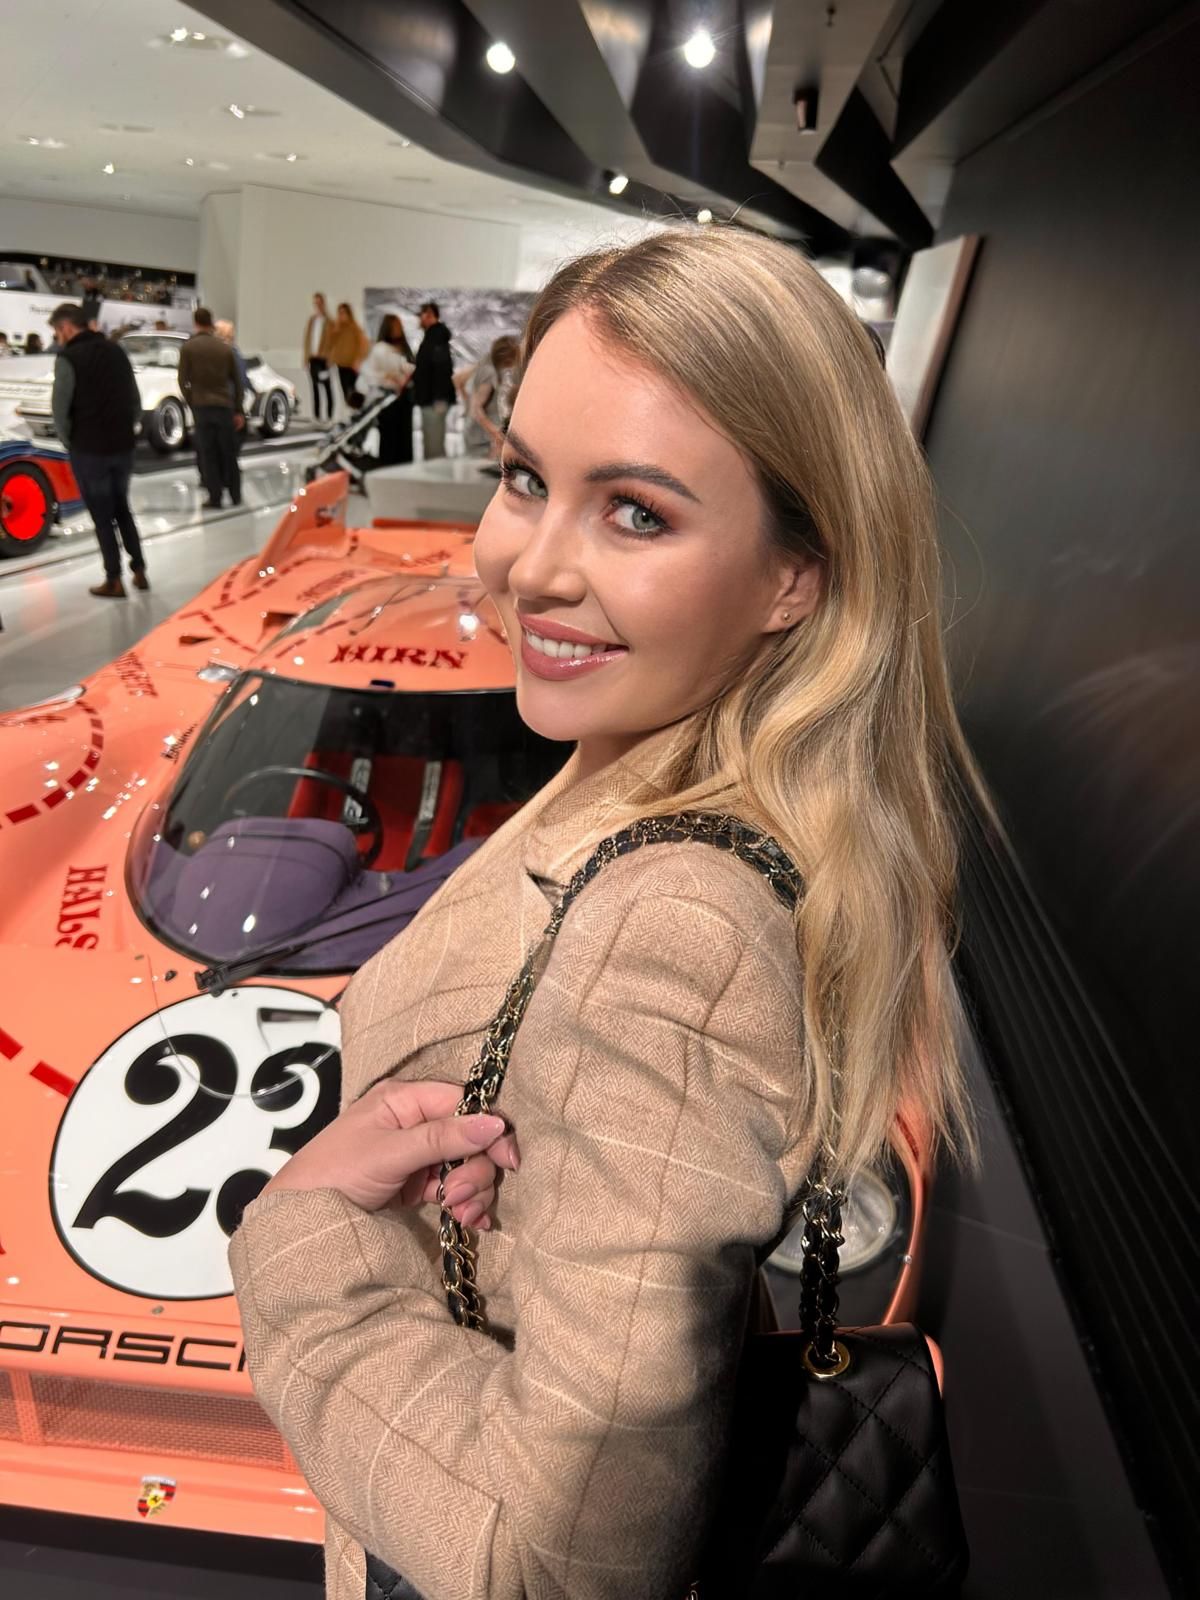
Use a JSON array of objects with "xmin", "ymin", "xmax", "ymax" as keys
[{"xmin": 50, "ymin": 988, "xmax": 342, "ymax": 1301}]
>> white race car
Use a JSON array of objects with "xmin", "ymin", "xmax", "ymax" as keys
[{"xmin": 7, "ymin": 331, "xmax": 295, "ymax": 453}]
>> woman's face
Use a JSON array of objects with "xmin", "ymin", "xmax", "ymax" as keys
[{"xmin": 473, "ymin": 310, "xmax": 817, "ymax": 759}]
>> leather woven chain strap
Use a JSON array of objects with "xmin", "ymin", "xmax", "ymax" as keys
[{"xmin": 437, "ymin": 810, "xmax": 806, "ymax": 1332}]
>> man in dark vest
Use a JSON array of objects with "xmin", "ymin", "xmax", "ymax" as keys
[
  {"xmin": 179, "ymin": 306, "xmax": 244, "ymax": 510},
  {"xmin": 49, "ymin": 302, "xmax": 147, "ymax": 599}
]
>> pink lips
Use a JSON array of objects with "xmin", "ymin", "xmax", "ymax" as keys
[{"xmin": 518, "ymin": 615, "xmax": 628, "ymax": 681}]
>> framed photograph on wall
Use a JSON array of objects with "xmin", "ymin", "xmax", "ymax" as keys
[{"xmin": 887, "ymin": 235, "xmax": 981, "ymax": 439}]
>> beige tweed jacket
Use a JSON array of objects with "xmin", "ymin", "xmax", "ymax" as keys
[{"xmin": 229, "ymin": 722, "xmax": 815, "ymax": 1600}]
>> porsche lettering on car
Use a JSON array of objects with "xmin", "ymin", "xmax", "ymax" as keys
[{"xmin": 0, "ymin": 470, "xmax": 930, "ymax": 1542}]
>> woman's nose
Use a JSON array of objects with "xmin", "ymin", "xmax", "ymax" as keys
[{"xmin": 507, "ymin": 512, "xmax": 587, "ymax": 605}]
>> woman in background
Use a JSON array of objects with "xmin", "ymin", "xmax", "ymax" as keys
[
  {"xmin": 327, "ymin": 302, "xmax": 368, "ymax": 410},
  {"xmin": 357, "ymin": 312, "xmax": 415, "ymax": 469},
  {"xmin": 464, "ymin": 333, "xmax": 521, "ymax": 457}
]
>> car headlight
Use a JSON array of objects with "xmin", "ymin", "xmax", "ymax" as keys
[{"xmin": 767, "ymin": 1167, "xmax": 901, "ymax": 1277}]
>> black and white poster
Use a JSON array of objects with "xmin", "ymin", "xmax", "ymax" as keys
[{"xmin": 363, "ymin": 286, "xmax": 535, "ymax": 376}]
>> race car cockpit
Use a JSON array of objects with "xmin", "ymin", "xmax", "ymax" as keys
[{"xmin": 128, "ymin": 670, "xmax": 565, "ymax": 983}]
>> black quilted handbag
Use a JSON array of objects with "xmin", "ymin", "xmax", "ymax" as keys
[{"xmin": 366, "ymin": 814, "xmax": 969, "ymax": 1599}]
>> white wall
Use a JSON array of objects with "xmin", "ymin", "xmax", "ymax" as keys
[
  {"xmin": 0, "ymin": 196, "xmax": 197, "ymax": 271},
  {"xmin": 230, "ymin": 185, "xmax": 523, "ymax": 379},
  {"xmin": 197, "ymin": 192, "xmax": 242, "ymax": 323},
  {"xmin": 514, "ymin": 210, "xmax": 668, "ymax": 292}
]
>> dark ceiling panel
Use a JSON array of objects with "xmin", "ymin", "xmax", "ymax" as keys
[
  {"xmin": 465, "ymin": 0, "xmax": 848, "ymax": 245},
  {"xmin": 816, "ymin": 88, "xmax": 934, "ymax": 248},
  {"xmin": 293, "ymin": 0, "xmax": 599, "ymax": 187},
  {"xmin": 627, "ymin": 4, "xmax": 848, "ymax": 249},
  {"xmin": 894, "ymin": 0, "xmax": 1190, "ymax": 160}
]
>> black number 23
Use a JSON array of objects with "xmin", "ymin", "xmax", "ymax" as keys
[{"xmin": 72, "ymin": 1033, "xmax": 340, "ymax": 1239}]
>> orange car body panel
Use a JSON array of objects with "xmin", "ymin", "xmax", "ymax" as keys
[
  {"xmin": 0, "ymin": 471, "xmax": 935, "ymax": 1541},
  {"xmin": 0, "ymin": 474, "xmax": 516, "ymax": 1541}
]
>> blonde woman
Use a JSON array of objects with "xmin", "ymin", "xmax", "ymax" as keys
[{"xmin": 231, "ymin": 228, "xmax": 978, "ymax": 1599}]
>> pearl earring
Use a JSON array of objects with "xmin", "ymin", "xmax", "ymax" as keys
[{"xmin": 781, "ymin": 610, "xmax": 791, "ymax": 622}]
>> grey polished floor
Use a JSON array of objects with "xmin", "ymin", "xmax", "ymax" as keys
[{"xmin": 0, "ymin": 505, "xmax": 274, "ymax": 709}]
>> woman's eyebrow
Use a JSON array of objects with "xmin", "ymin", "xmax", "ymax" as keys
[
  {"xmin": 502, "ymin": 426, "xmax": 540, "ymax": 465},
  {"xmin": 585, "ymin": 461, "xmax": 700, "ymax": 503},
  {"xmin": 503, "ymin": 427, "xmax": 700, "ymax": 504}
]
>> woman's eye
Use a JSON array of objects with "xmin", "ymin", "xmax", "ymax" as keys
[
  {"xmin": 609, "ymin": 498, "xmax": 666, "ymax": 538},
  {"xmin": 503, "ymin": 464, "xmax": 548, "ymax": 500}
]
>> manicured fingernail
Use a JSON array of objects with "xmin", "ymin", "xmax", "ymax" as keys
[
  {"xmin": 476, "ymin": 1213, "xmax": 492, "ymax": 1231},
  {"xmin": 466, "ymin": 1115, "xmax": 506, "ymax": 1144},
  {"xmin": 460, "ymin": 1200, "xmax": 485, "ymax": 1228},
  {"xmin": 443, "ymin": 1183, "xmax": 472, "ymax": 1207}
]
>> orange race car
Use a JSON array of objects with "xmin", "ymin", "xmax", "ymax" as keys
[{"xmin": 0, "ymin": 471, "xmax": 930, "ymax": 1545}]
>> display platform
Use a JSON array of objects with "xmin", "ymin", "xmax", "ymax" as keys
[{"xmin": 364, "ymin": 454, "xmax": 500, "ymax": 524}]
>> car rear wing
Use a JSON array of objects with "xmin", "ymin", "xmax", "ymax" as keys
[{"xmin": 255, "ymin": 469, "xmax": 352, "ymax": 572}]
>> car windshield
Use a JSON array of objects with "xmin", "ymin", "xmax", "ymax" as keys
[
  {"xmin": 129, "ymin": 672, "xmax": 564, "ymax": 973},
  {"xmin": 0, "ymin": 262, "xmax": 41, "ymax": 291},
  {"xmin": 120, "ymin": 338, "xmax": 156, "ymax": 368}
]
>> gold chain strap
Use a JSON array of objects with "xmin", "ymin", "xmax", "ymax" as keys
[{"xmin": 437, "ymin": 811, "xmax": 803, "ymax": 1331}]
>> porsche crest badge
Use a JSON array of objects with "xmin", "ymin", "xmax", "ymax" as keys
[{"xmin": 137, "ymin": 1475, "xmax": 177, "ymax": 1518}]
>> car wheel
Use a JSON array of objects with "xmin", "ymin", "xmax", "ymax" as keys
[
  {"xmin": 0, "ymin": 460, "xmax": 56, "ymax": 557},
  {"xmin": 258, "ymin": 388, "xmax": 291, "ymax": 438},
  {"xmin": 146, "ymin": 397, "xmax": 187, "ymax": 454}
]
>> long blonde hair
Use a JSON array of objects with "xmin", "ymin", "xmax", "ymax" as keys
[{"xmin": 524, "ymin": 227, "xmax": 981, "ymax": 1179}]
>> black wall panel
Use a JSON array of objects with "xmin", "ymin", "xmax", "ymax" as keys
[{"xmin": 923, "ymin": 11, "xmax": 1200, "ymax": 1588}]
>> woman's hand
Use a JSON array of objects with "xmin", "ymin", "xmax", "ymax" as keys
[{"xmin": 262, "ymin": 1079, "xmax": 519, "ymax": 1227}]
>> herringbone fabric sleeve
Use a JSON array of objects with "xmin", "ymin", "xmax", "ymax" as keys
[{"xmin": 230, "ymin": 851, "xmax": 808, "ymax": 1600}]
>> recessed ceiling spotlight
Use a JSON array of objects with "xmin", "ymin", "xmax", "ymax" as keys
[
  {"xmin": 486, "ymin": 41, "xmax": 516, "ymax": 73},
  {"xmin": 184, "ymin": 157, "xmax": 195, "ymax": 166},
  {"xmin": 170, "ymin": 26, "xmax": 188, "ymax": 42},
  {"xmin": 683, "ymin": 28, "xmax": 716, "ymax": 69},
  {"xmin": 225, "ymin": 103, "xmax": 278, "ymax": 118},
  {"xmin": 228, "ymin": 103, "xmax": 245, "ymax": 119},
  {"xmin": 258, "ymin": 151, "xmax": 306, "ymax": 162},
  {"xmin": 388, "ymin": 137, "xmax": 413, "ymax": 148},
  {"xmin": 696, "ymin": 207, "xmax": 714, "ymax": 224},
  {"xmin": 102, "ymin": 163, "xmax": 115, "ymax": 175},
  {"xmin": 191, "ymin": 31, "xmax": 206, "ymax": 41},
  {"xmin": 608, "ymin": 172, "xmax": 629, "ymax": 196}
]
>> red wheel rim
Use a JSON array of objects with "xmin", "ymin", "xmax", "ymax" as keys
[{"xmin": 1, "ymin": 471, "xmax": 49, "ymax": 542}]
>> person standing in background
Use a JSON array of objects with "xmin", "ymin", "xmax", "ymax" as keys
[
  {"xmin": 464, "ymin": 334, "xmax": 520, "ymax": 457},
  {"xmin": 216, "ymin": 319, "xmax": 250, "ymax": 455},
  {"xmin": 303, "ymin": 292, "xmax": 334, "ymax": 421},
  {"xmin": 327, "ymin": 303, "xmax": 367, "ymax": 412},
  {"xmin": 24, "ymin": 333, "xmax": 44, "ymax": 355},
  {"xmin": 179, "ymin": 306, "xmax": 243, "ymax": 510},
  {"xmin": 80, "ymin": 280, "xmax": 102, "ymax": 331},
  {"xmin": 412, "ymin": 300, "xmax": 454, "ymax": 459},
  {"xmin": 48, "ymin": 301, "xmax": 147, "ymax": 599},
  {"xmin": 357, "ymin": 314, "xmax": 415, "ymax": 470},
  {"xmin": 0, "ymin": 335, "xmax": 10, "ymax": 358}
]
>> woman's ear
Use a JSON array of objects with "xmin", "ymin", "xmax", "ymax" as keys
[{"xmin": 764, "ymin": 560, "xmax": 822, "ymax": 634}]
